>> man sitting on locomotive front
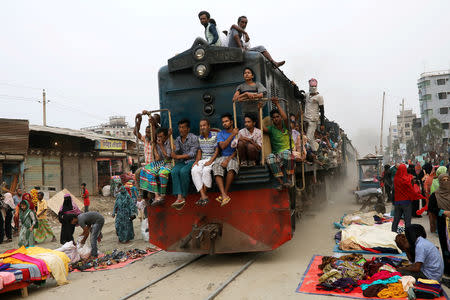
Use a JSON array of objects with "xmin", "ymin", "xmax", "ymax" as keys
[
  {"xmin": 170, "ymin": 119, "xmax": 199, "ymax": 210},
  {"xmin": 231, "ymin": 113, "xmax": 262, "ymax": 167},
  {"xmin": 260, "ymin": 98, "xmax": 295, "ymax": 190},
  {"xmin": 232, "ymin": 67, "xmax": 267, "ymax": 119},
  {"xmin": 213, "ymin": 113, "xmax": 239, "ymax": 207},
  {"xmin": 191, "ymin": 119, "xmax": 219, "ymax": 206}
]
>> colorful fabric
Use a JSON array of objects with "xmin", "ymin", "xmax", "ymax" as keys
[
  {"xmin": 30, "ymin": 189, "xmax": 39, "ymax": 207},
  {"xmin": 18, "ymin": 200, "xmax": 37, "ymax": 247},
  {"xmin": 36, "ymin": 199, "xmax": 48, "ymax": 220},
  {"xmin": 267, "ymin": 124, "xmax": 293, "ymax": 154},
  {"xmin": 21, "ymin": 193, "xmax": 34, "ymax": 210},
  {"xmin": 33, "ymin": 218, "xmax": 55, "ymax": 243},
  {"xmin": 212, "ymin": 156, "xmax": 239, "ymax": 177},
  {"xmin": 140, "ymin": 161, "xmax": 171, "ymax": 195},
  {"xmin": 377, "ymin": 282, "xmax": 408, "ymax": 298},
  {"xmin": 198, "ymin": 131, "xmax": 217, "ymax": 160},
  {"xmin": 0, "ymin": 271, "xmax": 16, "ymax": 289},
  {"xmin": 3, "ymin": 253, "xmax": 49, "ymax": 278},
  {"xmin": 394, "ymin": 164, "xmax": 425, "ymax": 205},
  {"xmin": 113, "ymin": 186, "xmax": 137, "ymax": 243},
  {"xmin": 28, "ymin": 252, "xmax": 68, "ymax": 285},
  {"xmin": 266, "ymin": 150, "xmax": 294, "ymax": 178},
  {"xmin": 357, "ymin": 270, "xmax": 402, "ymax": 285},
  {"xmin": 360, "ymin": 275, "xmax": 402, "ymax": 290},
  {"xmin": 9, "ymin": 263, "xmax": 42, "ymax": 281},
  {"xmin": 140, "ymin": 135, "xmax": 153, "ymax": 164}
]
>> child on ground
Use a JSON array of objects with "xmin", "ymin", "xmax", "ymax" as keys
[{"xmin": 81, "ymin": 183, "xmax": 90, "ymax": 212}]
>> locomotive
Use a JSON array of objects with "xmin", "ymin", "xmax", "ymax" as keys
[{"xmin": 146, "ymin": 38, "xmax": 356, "ymax": 254}]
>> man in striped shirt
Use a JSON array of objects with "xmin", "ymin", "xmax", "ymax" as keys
[{"xmin": 191, "ymin": 119, "xmax": 219, "ymax": 206}]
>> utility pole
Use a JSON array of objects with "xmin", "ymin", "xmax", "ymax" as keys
[
  {"xmin": 42, "ymin": 89, "xmax": 47, "ymax": 126},
  {"xmin": 401, "ymin": 98, "xmax": 405, "ymax": 143},
  {"xmin": 379, "ymin": 91, "xmax": 385, "ymax": 155}
]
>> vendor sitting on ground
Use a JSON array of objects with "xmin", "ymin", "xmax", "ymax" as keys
[
  {"xmin": 231, "ymin": 113, "xmax": 262, "ymax": 167},
  {"xmin": 395, "ymin": 224, "xmax": 444, "ymax": 282},
  {"xmin": 71, "ymin": 211, "xmax": 105, "ymax": 258},
  {"xmin": 260, "ymin": 98, "xmax": 294, "ymax": 190}
]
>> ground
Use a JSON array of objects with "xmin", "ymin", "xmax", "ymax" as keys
[{"xmin": 1, "ymin": 178, "xmax": 448, "ymax": 300}]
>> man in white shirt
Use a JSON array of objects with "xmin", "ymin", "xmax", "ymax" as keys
[
  {"xmin": 304, "ymin": 78, "xmax": 325, "ymax": 152},
  {"xmin": 231, "ymin": 113, "xmax": 262, "ymax": 167}
]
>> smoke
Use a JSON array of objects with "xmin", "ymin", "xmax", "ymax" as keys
[{"xmin": 352, "ymin": 127, "xmax": 380, "ymax": 156}]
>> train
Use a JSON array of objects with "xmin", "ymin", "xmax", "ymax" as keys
[{"xmin": 146, "ymin": 38, "xmax": 357, "ymax": 254}]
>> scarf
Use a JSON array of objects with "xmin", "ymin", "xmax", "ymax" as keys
[
  {"xmin": 431, "ymin": 166, "xmax": 447, "ymax": 194},
  {"xmin": 393, "ymin": 164, "xmax": 425, "ymax": 203},
  {"xmin": 22, "ymin": 193, "xmax": 35, "ymax": 210},
  {"xmin": 3, "ymin": 192, "xmax": 15, "ymax": 209},
  {"xmin": 59, "ymin": 194, "xmax": 82, "ymax": 215},
  {"xmin": 436, "ymin": 174, "xmax": 450, "ymax": 211},
  {"xmin": 19, "ymin": 200, "xmax": 32, "ymax": 224}
]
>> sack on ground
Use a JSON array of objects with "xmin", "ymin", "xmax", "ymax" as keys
[
  {"xmin": 77, "ymin": 236, "xmax": 92, "ymax": 259},
  {"xmin": 141, "ymin": 218, "xmax": 149, "ymax": 242},
  {"xmin": 56, "ymin": 241, "xmax": 81, "ymax": 263}
]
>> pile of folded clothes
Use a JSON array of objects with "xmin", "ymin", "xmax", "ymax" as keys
[
  {"xmin": 316, "ymin": 255, "xmax": 445, "ymax": 298},
  {"xmin": 70, "ymin": 247, "xmax": 156, "ymax": 271}
]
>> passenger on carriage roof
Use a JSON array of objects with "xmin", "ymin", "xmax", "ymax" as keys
[
  {"xmin": 170, "ymin": 119, "xmax": 199, "ymax": 210},
  {"xmin": 192, "ymin": 119, "xmax": 219, "ymax": 206},
  {"xmin": 198, "ymin": 11, "xmax": 221, "ymax": 46},
  {"xmin": 232, "ymin": 67, "xmax": 267, "ymax": 118},
  {"xmin": 231, "ymin": 113, "xmax": 262, "ymax": 167},
  {"xmin": 227, "ymin": 16, "xmax": 285, "ymax": 67},
  {"xmin": 260, "ymin": 98, "xmax": 295, "ymax": 190},
  {"xmin": 213, "ymin": 113, "xmax": 239, "ymax": 207}
]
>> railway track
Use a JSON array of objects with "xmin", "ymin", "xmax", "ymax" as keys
[{"xmin": 118, "ymin": 252, "xmax": 259, "ymax": 300}]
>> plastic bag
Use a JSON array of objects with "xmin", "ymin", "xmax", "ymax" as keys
[
  {"xmin": 55, "ymin": 241, "xmax": 81, "ymax": 263},
  {"xmin": 141, "ymin": 218, "xmax": 149, "ymax": 242},
  {"xmin": 76, "ymin": 236, "xmax": 92, "ymax": 260},
  {"xmin": 102, "ymin": 185, "xmax": 111, "ymax": 197}
]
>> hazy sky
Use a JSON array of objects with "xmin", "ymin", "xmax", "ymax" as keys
[{"xmin": 1, "ymin": 0, "xmax": 449, "ymax": 154}]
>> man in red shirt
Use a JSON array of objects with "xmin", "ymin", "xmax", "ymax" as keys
[{"xmin": 81, "ymin": 183, "xmax": 90, "ymax": 212}]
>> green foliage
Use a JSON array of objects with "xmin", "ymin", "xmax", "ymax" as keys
[{"xmin": 421, "ymin": 118, "xmax": 444, "ymax": 151}]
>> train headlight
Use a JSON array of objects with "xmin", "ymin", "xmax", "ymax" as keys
[
  {"xmin": 203, "ymin": 104, "xmax": 215, "ymax": 116},
  {"xmin": 196, "ymin": 64, "xmax": 207, "ymax": 76},
  {"xmin": 194, "ymin": 48, "xmax": 205, "ymax": 60},
  {"xmin": 202, "ymin": 93, "xmax": 214, "ymax": 104}
]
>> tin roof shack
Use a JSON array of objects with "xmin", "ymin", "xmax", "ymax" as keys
[
  {"xmin": 0, "ymin": 119, "xmax": 29, "ymax": 192},
  {"xmin": 25, "ymin": 125, "xmax": 135, "ymax": 196}
]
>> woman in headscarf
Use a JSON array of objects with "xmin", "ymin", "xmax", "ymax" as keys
[
  {"xmin": 397, "ymin": 224, "xmax": 444, "ymax": 281},
  {"xmin": 113, "ymin": 183, "xmax": 137, "ymax": 243},
  {"xmin": 428, "ymin": 173, "xmax": 450, "ymax": 275},
  {"xmin": 431, "ymin": 166, "xmax": 447, "ymax": 194},
  {"xmin": 392, "ymin": 164, "xmax": 426, "ymax": 233},
  {"xmin": 0, "ymin": 192, "xmax": 14, "ymax": 243},
  {"xmin": 14, "ymin": 193, "xmax": 35, "ymax": 234},
  {"xmin": 58, "ymin": 194, "xmax": 82, "ymax": 244},
  {"xmin": 18, "ymin": 200, "xmax": 37, "ymax": 247}
]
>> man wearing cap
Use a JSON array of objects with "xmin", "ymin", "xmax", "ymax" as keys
[{"xmin": 304, "ymin": 78, "xmax": 325, "ymax": 152}]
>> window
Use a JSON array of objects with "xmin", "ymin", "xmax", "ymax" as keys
[
  {"xmin": 444, "ymin": 138, "xmax": 449, "ymax": 144},
  {"xmin": 418, "ymin": 80, "xmax": 431, "ymax": 88},
  {"xmin": 421, "ymin": 94, "xmax": 432, "ymax": 101},
  {"xmin": 426, "ymin": 109, "xmax": 433, "ymax": 118},
  {"xmin": 442, "ymin": 123, "xmax": 449, "ymax": 130},
  {"xmin": 440, "ymin": 107, "xmax": 448, "ymax": 114},
  {"xmin": 405, "ymin": 123, "xmax": 410, "ymax": 128},
  {"xmin": 405, "ymin": 131, "xmax": 410, "ymax": 136},
  {"xmin": 438, "ymin": 92, "xmax": 447, "ymax": 100},
  {"xmin": 437, "ymin": 79, "xmax": 446, "ymax": 85},
  {"xmin": 393, "ymin": 129, "xmax": 397, "ymax": 133}
]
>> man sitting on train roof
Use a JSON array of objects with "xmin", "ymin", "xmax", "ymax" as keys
[
  {"xmin": 232, "ymin": 67, "xmax": 267, "ymax": 119},
  {"xmin": 231, "ymin": 113, "xmax": 262, "ymax": 167},
  {"xmin": 227, "ymin": 16, "xmax": 285, "ymax": 67},
  {"xmin": 191, "ymin": 119, "xmax": 219, "ymax": 206},
  {"xmin": 170, "ymin": 119, "xmax": 199, "ymax": 210},
  {"xmin": 213, "ymin": 113, "xmax": 239, "ymax": 206},
  {"xmin": 260, "ymin": 98, "xmax": 295, "ymax": 190},
  {"xmin": 198, "ymin": 11, "xmax": 221, "ymax": 46}
]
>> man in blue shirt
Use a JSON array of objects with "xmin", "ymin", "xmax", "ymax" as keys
[
  {"xmin": 396, "ymin": 224, "xmax": 444, "ymax": 281},
  {"xmin": 212, "ymin": 113, "xmax": 239, "ymax": 207}
]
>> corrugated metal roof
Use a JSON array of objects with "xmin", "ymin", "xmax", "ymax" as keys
[{"xmin": 29, "ymin": 124, "xmax": 134, "ymax": 142}]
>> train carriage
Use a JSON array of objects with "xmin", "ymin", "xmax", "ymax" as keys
[{"xmin": 146, "ymin": 39, "xmax": 355, "ymax": 254}]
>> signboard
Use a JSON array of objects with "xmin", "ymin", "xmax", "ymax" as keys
[{"xmin": 95, "ymin": 140, "xmax": 126, "ymax": 150}]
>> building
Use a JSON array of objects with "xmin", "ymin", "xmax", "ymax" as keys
[
  {"xmin": 0, "ymin": 119, "xmax": 29, "ymax": 191},
  {"xmin": 24, "ymin": 125, "xmax": 136, "ymax": 196},
  {"xmin": 387, "ymin": 123, "xmax": 398, "ymax": 150},
  {"xmin": 418, "ymin": 70, "xmax": 450, "ymax": 143},
  {"xmin": 396, "ymin": 109, "xmax": 416, "ymax": 144},
  {"xmin": 81, "ymin": 116, "xmax": 134, "ymax": 139}
]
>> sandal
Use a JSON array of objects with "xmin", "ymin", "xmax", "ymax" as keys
[
  {"xmin": 171, "ymin": 199, "xmax": 186, "ymax": 210},
  {"xmin": 152, "ymin": 198, "xmax": 165, "ymax": 206},
  {"xmin": 201, "ymin": 198, "xmax": 209, "ymax": 206},
  {"xmin": 215, "ymin": 196, "xmax": 223, "ymax": 204},
  {"xmin": 221, "ymin": 196, "xmax": 231, "ymax": 207},
  {"xmin": 195, "ymin": 198, "xmax": 204, "ymax": 206}
]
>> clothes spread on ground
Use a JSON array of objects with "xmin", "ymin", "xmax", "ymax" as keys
[{"xmin": 340, "ymin": 223, "xmax": 401, "ymax": 253}]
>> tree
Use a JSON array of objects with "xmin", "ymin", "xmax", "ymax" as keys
[
  {"xmin": 406, "ymin": 139, "xmax": 415, "ymax": 158},
  {"xmin": 392, "ymin": 139, "xmax": 400, "ymax": 162},
  {"xmin": 421, "ymin": 118, "xmax": 444, "ymax": 152}
]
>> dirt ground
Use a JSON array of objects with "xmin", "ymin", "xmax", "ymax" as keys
[{"xmin": 1, "ymin": 177, "xmax": 449, "ymax": 300}]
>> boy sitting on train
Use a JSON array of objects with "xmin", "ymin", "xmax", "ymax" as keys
[
  {"xmin": 191, "ymin": 119, "xmax": 219, "ymax": 206},
  {"xmin": 140, "ymin": 128, "xmax": 173, "ymax": 207},
  {"xmin": 232, "ymin": 67, "xmax": 267, "ymax": 119},
  {"xmin": 260, "ymin": 98, "xmax": 295, "ymax": 190},
  {"xmin": 213, "ymin": 113, "xmax": 239, "ymax": 206},
  {"xmin": 170, "ymin": 119, "xmax": 200, "ymax": 210},
  {"xmin": 231, "ymin": 113, "xmax": 262, "ymax": 167}
]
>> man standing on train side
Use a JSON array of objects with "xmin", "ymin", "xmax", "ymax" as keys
[
  {"xmin": 170, "ymin": 119, "xmax": 199, "ymax": 210},
  {"xmin": 304, "ymin": 78, "xmax": 325, "ymax": 152},
  {"xmin": 213, "ymin": 113, "xmax": 239, "ymax": 207}
]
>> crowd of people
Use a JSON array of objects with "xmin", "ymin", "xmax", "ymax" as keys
[{"xmin": 380, "ymin": 158, "xmax": 450, "ymax": 282}]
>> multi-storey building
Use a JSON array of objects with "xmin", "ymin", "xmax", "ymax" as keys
[
  {"xmin": 418, "ymin": 70, "xmax": 450, "ymax": 143},
  {"xmin": 396, "ymin": 109, "xmax": 416, "ymax": 144},
  {"xmin": 81, "ymin": 116, "xmax": 134, "ymax": 138}
]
